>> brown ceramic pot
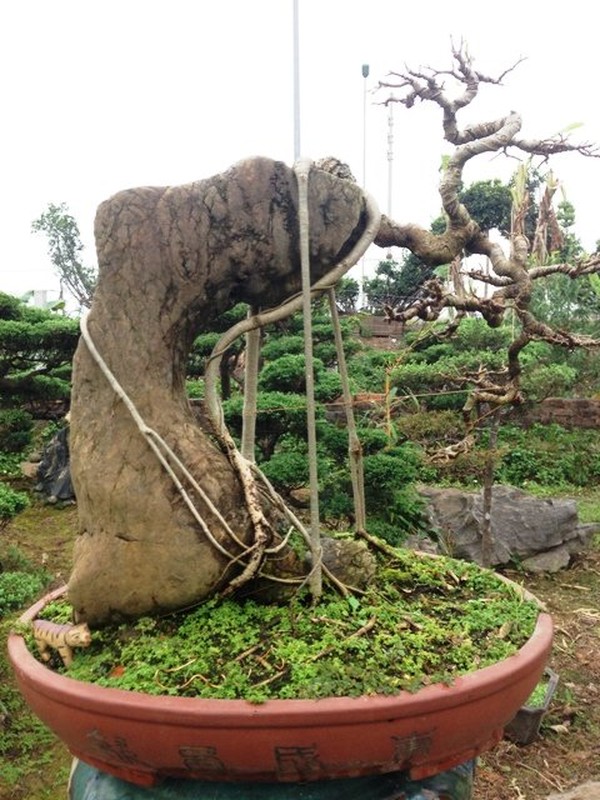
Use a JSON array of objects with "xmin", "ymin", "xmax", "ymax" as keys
[{"xmin": 8, "ymin": 583, "xmax": 552, "ymax": 787}]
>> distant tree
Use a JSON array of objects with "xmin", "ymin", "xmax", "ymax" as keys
[
  {"xmin": 459, "ymin": 179, "xmax": 512, "ymax": 236},
  {"xmin": 334, "ymin": 277, "xmax": 359, "ymax": 313},
  {"xmin": 531, "ymin": 193, "xmax": 597, "ymax": 331},
  {"xmin": 364, "ymin": 254, "xmax": 433, "ymax": 312},
  {"xmin": 32, "ymin": 203, "xmax": 97, "ymax": 309},
  {"xmin": 0, "ymin": 292, "xmax": 79, "ymax": 409}
]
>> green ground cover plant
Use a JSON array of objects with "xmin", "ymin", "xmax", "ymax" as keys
[
  {"xmin": 524, "ymin": 676, "xmax": 550, "ymax": 708},
  {"xmin": 31, "ymin": 546, "xmax": 539, "ymax": 702}
]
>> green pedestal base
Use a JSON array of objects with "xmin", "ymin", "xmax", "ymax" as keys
[{"xmin": 69, "ymin": 759, "xmax": 475, "ymax": 799}]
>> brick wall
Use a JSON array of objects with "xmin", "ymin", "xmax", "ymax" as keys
[{"xmin": 518, "ymin": 397, "xmax": 600, "ymax": 429}]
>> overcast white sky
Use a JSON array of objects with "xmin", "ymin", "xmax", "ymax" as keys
[{"xmin": 2, "ymin": 0, "xmax": 600, "ymax": 303}]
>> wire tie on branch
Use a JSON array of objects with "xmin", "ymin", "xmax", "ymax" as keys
[
  {"xmin": 295, "ymin": 157, "xmax": 323, "ymax": 599},
  {"xmin": 327, "ymin": 287, "xmax": 367, "ymax": 532},
  {"xmin": 204, "ymin": 165, "xmax": 380, "ymax": 597}
]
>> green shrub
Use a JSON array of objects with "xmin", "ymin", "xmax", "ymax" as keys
[
  {"xmin": 188, "ymin": 332, "xmax": 238, "ymax": 378},
  {"xmin": 450, "ymin": 317, "xmax": 512, "ymax": 352},
  {"xmin": 223, "ymin": 391, "xmax": 310, "ymax": 459},
  {"xmin": 424, "ymin": 422, "xmax": 600, "ymax": 490},
  {"xmin": 314, "ymin": 371, "xmax": 342, "ymax": 402},
  {"xmin": 389, "ymin": 362, "xmax": 467, "ymax": 411},
  {"xmin": 390, "ymin": 349, "xmax": 509, "ymax": 412},
  {"xmin": 0, "ymin": 482, "xmax": 30, "ymax": 529},
  {"xmin": 313, "ymin": 341, "xmax": 338, "ymax": 365},
  {"xmin": 394, "ymin": 410, "xmax": 465, "ymax": 446},
  {"xmin": 315, "ymin": 422, "xmax": 350, "ymax": 460},
  {"xmin": 347, "ymin": 350, "xmax": 397, "ymax": 392},
  {"xmin": 0, "ymin": 292, "xmax": 24, "ymax": 321},
  {"xmin": 495, "ymin": 424, "xmax": 600, "ymax": 488},
  {"xmin": 260, "ymin": 450, "xmax": 309, "ymax": 490},
  {"xmin": 357, "ymin": 427, "xmax": 391, "ymax": 454},
  {"xmin": 406, "ymin": 318, "xmax": 512, "ymax": 354},
  {"xmin": 319, "ymin": 468, "xmax": 355, "ymax": 520},
  {"xmin": 261, "ymin": 335, "xmax": 305, "ymax": 361},
  {"xmin": 39, "ymin": 419, "xmax": 67, "ymax": 445},
  {"xmin": 520, "ymin": 363, "xmax": 577, "ymax": 402},
  {"xmin": 425, "ymin": 449, "xmax": 490, "ymax": 487},
  {"xmin": 0, "ymin": 409, "xmax": 33, "ymax": 453},
  {"xmin": 0, "ymin": 451, "xmax": 25, "ymax": 479},
  {"xmin": 0, "ymin": 571, "xmax": 45, "ymax": 614},
  {"xmin": 363, "ymin": 449, "xmax": 419, "ymax": 503},
  {"xmin": 259, "ymin": 354, "xmax": 325, "ymax": 395},
  {"xmin": 363, "ymin": 450, "xmax": 425, "ymax": 529},
  {"xmin": 186, "ymin": 379, "xmax": 204, "ymax": 399},
  {"xmin": 0, "ymin": 545, "xmax": 34, "ymax": 572}
]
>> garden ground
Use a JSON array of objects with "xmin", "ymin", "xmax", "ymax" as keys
[{"xmin": 0, "ymin": 494, "xmax": 599, "ymax": 800}]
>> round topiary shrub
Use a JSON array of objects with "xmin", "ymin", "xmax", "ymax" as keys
[{"xmin": 0, "ymin": 409, "xmax": 34, "ymax": 453}]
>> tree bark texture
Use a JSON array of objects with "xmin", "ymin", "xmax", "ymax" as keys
[{"xmin": 68, "ymin": 157, "xmax": 370, "ymax": 624}]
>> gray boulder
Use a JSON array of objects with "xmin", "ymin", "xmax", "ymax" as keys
[
  {"xmin": 419, "ymin": 484, "xmax": 598, "ymax": 569},
  {"xmin": 35, "ymin": 426, "xmax": 75, "ymax": 503}
]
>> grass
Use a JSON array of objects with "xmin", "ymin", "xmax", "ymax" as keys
[
  {"xmin": 0, "ymin": 500, "xmax": 76, "ymax": 800},
  {"xmin": 568, "ymin": 489, "xmax": 600, "ymax": 526},
  {"xmin": 0, "ymin": 616, "xmax": 72, "ymax": 800}
]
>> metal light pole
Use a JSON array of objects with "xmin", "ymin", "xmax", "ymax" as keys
[
  {"xmin": 387, "ymin": 100, "xmax": 394, "ymax": 218},
  {"xmin": 360, "ymin": 64, "xmax": 369, "ymax": 308},
  {"xmin": 293, "ymin": 0, "xmax": 301, "ymax": 160},
  {"xmin": 386, "ymin": 100, "xmax": 395, "ymax": 260},
  {"xmin": 361, "ymin": 63, "xmax": 369, "ymax": 188}
]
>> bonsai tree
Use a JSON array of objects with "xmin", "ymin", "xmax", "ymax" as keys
[
  {"xmin": 375, "ymin": 48, "xmax": 600, "ymax": 423},
  {"xmin": 68, "ymin": 156, "xmax": 380, "ymax": 623},
  {"xmin": 32, "ymin": 202, "xmax": 97, "ymax": 309},
  {"xmin": 68, "ymin": 46, "xmax": 600, "ymax": 625}
]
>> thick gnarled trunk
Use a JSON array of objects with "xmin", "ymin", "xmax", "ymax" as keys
[{"xmin": 68, "ymin": 157, "xmax": 371, "ymax": 624}]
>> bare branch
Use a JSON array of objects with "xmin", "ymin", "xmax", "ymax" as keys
[
  {"xmin": 376, "ymin": 44, "xmax": 598, "ymax": 275},
  {"xmin": 529, "ymin": 254, "xmax": 600, "ymax": 280},
  {"xmin": 374, "ymin": 46, "xmax": 600, "ymax": 430},
  {"xmin": 463, "ymin": 269, "xmax": 512, "ymax": 287},
  {"xmin": 512, "ymin": 136, "xmax": 600, "ymax": 159},
  {"xmin": 375, "ymin": 216, "xmax": 474, "ymax": 265}
]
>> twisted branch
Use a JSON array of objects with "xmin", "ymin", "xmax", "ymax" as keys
[{"xmin": 374, "ymin": 44, "xmax": 600, "ymax": 426}]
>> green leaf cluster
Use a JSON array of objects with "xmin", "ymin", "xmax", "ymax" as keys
[{"xmin": 495, "ymin": 424, "xmax": 600, "ymax": 488}]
